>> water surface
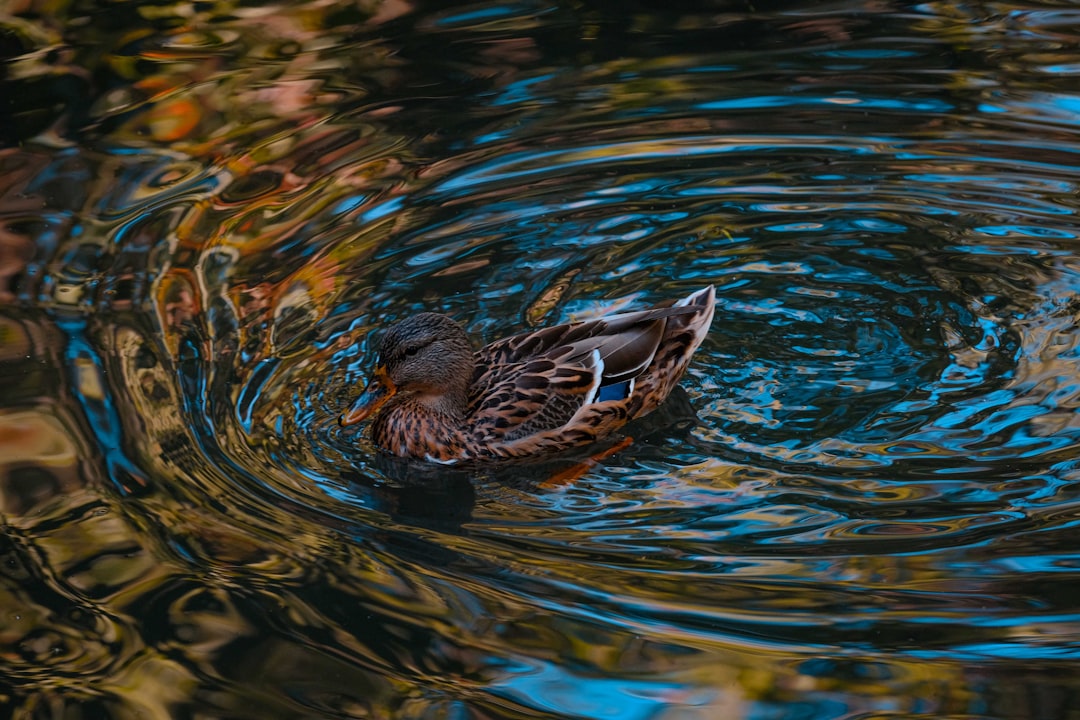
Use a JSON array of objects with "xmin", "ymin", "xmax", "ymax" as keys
[{"xmin": 3, "ymin": 1, "xmax": 1080, "ymax": 717}]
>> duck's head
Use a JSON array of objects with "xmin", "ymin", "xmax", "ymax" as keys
[{"xmin": 339, "ymin": 312, "xmax": 475, "ymax": 425}]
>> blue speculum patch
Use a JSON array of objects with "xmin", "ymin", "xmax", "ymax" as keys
[{"xmin": 597, "ymin": 380, "xmax": 632, "ymax": 403}]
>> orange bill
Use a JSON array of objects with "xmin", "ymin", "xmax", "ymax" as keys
[{"xmin": 339, "ymin": 366, "xmax": 397, "ymax": 426}]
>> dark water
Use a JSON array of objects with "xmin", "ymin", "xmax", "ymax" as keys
[{"xmin": 4, "ymin": 1, "xmax": 1080, "ymax": 717}]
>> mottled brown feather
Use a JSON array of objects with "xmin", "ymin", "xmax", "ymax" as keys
[{"xmin": 344, "ymin": 286, "xmax": 716, "ymax": 462}]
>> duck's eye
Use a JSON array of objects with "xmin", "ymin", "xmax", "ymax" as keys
[{"xmin": 404, "ymin": 345, "xmax": 421, "ymax": 357}]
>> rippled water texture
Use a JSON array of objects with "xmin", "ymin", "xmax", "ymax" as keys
[{"xmin": 4, "ymin": 1, "xmax": 1080, "ymax": 717}]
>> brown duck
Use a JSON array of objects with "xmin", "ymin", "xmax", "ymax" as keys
[{"xmin": 340, "ymin": 285, "xmax": 716, "ymax": 462}]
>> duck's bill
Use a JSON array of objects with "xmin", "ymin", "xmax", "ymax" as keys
[{"xmin": 339, "ymin": 367, "xmax": 397, "ymax": 426}]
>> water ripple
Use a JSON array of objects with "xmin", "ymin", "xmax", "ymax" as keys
[{"xmin": 7, "ymin": 1, "xmax": 1080, "ymax": 716}]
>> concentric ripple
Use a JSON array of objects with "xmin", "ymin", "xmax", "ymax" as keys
[
  {"xmin": 8, "ymin": 1, "xmax": 1080, "ymax": 717},
  {"xmin": 188, "ymin": 39, "xmax": 1080, "ymax": 716},
  {"xmin": 239, "ymin": 132, "xmax": 1080, "ymax": 486}
]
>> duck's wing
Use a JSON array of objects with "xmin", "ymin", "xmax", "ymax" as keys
[
  {"xmin": 467, "ymin": 286, "xmax": 716, "ymax": 451},
  {"xmin": 478, "ymin": 302, "xmax": 701, "ymax": 368},
  {"xmin": 467, "ymin": 312, "xmax": 676, "ymax": 444}
]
